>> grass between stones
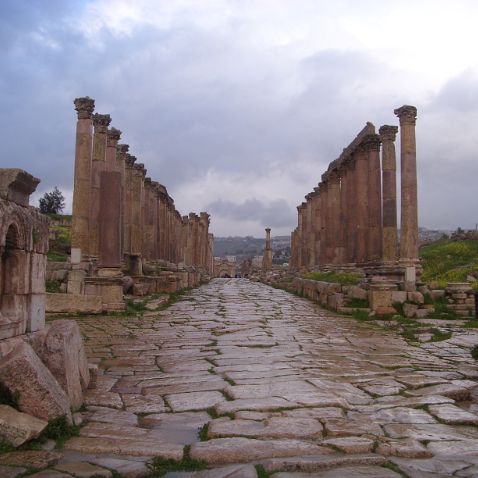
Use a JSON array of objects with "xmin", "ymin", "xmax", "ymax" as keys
[
  {"xmin": 471, "ymin": 345, "xmax": 478, "ymax": 360},
  {"xmin": 255, "ymin": 464, "xmax": 271, "ymax": 478},
  {"xmin": 383, "ymin": 462, "xmax": 409, "ymax": 477},
  {"xmin": 0, "ymin": 415, "xmax": 79, "ymax": 455},
  {"xmin": 150, "ymin": 445, "xmax": 207, "ymax": 476},
  {"xmin": 197, "ymin": 423, "xmax": 209, "ymax": 441}
]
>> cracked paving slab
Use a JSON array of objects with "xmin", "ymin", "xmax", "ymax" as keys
[{"xmin": 14, "ymin": 278, "xmax": 478, "ymax": 477}]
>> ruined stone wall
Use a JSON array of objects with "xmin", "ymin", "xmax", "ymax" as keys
[{"xmin": 290, "ymin": 105, "xmax": 419, "ymax": 286}]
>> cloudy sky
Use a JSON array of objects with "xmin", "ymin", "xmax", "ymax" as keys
[{"xmin": 2, "ymin": 0, "xmax": 478, "ymax": 236}]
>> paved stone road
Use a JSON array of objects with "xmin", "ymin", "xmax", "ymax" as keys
[{"xmin": 14, "ymin": 278, "xmax": 478, "ymax": 477}]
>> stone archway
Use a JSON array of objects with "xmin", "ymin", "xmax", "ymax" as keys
[{"xmin": 0, "ymin": 223, "xmax": 21, "ymax": 320}]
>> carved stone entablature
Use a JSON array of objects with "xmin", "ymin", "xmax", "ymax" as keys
[
  {"xmin": 133, "ymin": 163, "xmax": 147, "ymax": 177},
  {"xmin": 361, "ymin": 133, "xmax": 381, "ymax": 152},
  {"xmin": 144, "ymin": 177, "xmax": 152, "ymax": 186},
  {"xmin": 74, "ymin": 97, "xmax": 95, "ymax": 120},
  {"xmin": 379, "ymin": 125, "xmax": 398, "ymax": 142},
  {"xmin": 0, "ymin": 169, "xmax": 41, "ymax": 208},
  {"xmin": 394, "ymin": 105, "xmax": 417, "ymax": 125},
  {"xmin": 321, "ymin": 171, "xmax": 330, "ymax": 183},
  {"xmin": 92, "ymin": 113, "xmax": 111, "ymax": 133},
  {"xmin": 106, "ymin": 128, "xmax": 122, "ymax": 146}
]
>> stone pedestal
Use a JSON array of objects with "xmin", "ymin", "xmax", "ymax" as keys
[{"xmin": 84, "ymin": 277, "xmax": 124, "ymax": 311}]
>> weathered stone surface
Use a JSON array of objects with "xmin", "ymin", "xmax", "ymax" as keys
[
  {"xmin": 260, "ymin": 454, "xmax": 387, "ymax": 473},
  {"xmin": 208, "ymin": 417, "xmax": 323, "ymax": 439},
  {"xmin": 0, "ymin": 404, "xmax": 47, "ymax": 446},
  {"xmin": 182, "ymin": 464, "xmax": 258, "ymax": 478},
  {"xmin": 55, "ymin": 462, "xmax": 112, "ymax": 478},
  {"xmin": 428, "ymin": 404, "xmax": 478, "ymax": 425},
  {"xmin": 376, "ymin": 438, "xmax": 433, "ymax": 458},
  {"xmin": 190, "ymin": 437, "xmax": 332, "ymax": 464},
  {"xmin": 27, "ymin": 320, "xmax": 90, "ymax": 409},
  {"xmin": 0, "ymin": 450, "xmax": 62, "ymax": 468},
  {"xmin": 271, "ymin": 466, "xmax": 402, "ymax": 477},
  {"xmin": 166, "ymin": 391, "xmax": 225, "ymax": 412},
  {"xmin": 0, "ymin": 466, "xmax": 27, "ymax": 478},
  {"xmin": 86, "ymin": 457, "xmax": 149, "ymax": 478},
  {"xmin": 323, "ymin": 436, "xmax": 374, "ymax": 454},
  {"xmin": 0, "ymin": 341, "xmax": 72, "ymax": 422},
  {"xmin": 403, "ymin": 303, "xmax": 418, "ymax": 318},
  {"xmin": 46, "ymin": 293, "xmax": 102, "ymax": 314}
]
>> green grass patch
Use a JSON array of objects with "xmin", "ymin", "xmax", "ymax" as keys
[
  {"xmin": 45, "ymin": 280, "xmax": 62, "ymax": 293},
  {"xmin": 420, "ymin": 239, "xmax": 478, "ymax": 287},
  {"xmin": 255, "ymin": 464, "xmax": 271, "ymax": 478},
  {"xmin": 150, "ymin": 446, "xmax": 208, "ymax": 476},
  {"xmin": 352, "ymin": 309, "xmax": 371, "ymax": 321},
  {"xmin": 303, "ymin": 271, "xmax": 361, "ymax": 285},
  {"xmin": 426, "ymin": 298, "xmax": 461, "ymax": 320},
  {"xmin": 345, "ymin": 298, "xmax": 369, "ymax": 308},
  {"xmin": 47, "ymin": 250, "xmax": 68, "ymax": 262},
  {"xmin": 430, "ymin": 328, "xmax": 452, "ymax": 342},
  {"xmin": 42, "ymin": 416, "xmax": 79, "ymax": 448},
  {"xmin": 197, "ymin": 423, "xmax": 209, "ymax": 441},
  {"xmin": 471, "ymin": 345, "xmax": 478, "ymax": 360}
]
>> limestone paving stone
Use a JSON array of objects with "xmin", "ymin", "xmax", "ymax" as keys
[
  {"xmin": 0, "ymin": 466, "xmax": 27, "ymax": 478},
  {"xmin": 0, "ymin": 404, "xmax": 47, "ymax": 446},
  {"xmin": 55, "ymin": 462, "xmax": 113, "ymax": 478},
  {"xmin": 428, "ymin": 404, "xmax": 478, "ymax": 425},
  {"xmin": 270, "ymin": 466, "xmax": 402, "ymax": 477},
  {"xmin": 0, "ymin": 450, "xmax": 62, "ymax": 468},
  {"xmin": 68, "ymin": 279, "xmax": 478, "ymax": 475}
]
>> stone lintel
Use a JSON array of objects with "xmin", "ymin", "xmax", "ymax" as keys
[
  {"xmin": 394, "ymin": 105, "xmax": 417, "ymax": 125},
  {"xmin": 0, "ymin": 168, "xmax": 40, "ymax": 207},
  {"xmin": 378, "ymin": 125, "xmax": 398, "ymax": 142},
  {"xmin": 74, "ymin": 97, "xmax": 95, "ymax": 119}
]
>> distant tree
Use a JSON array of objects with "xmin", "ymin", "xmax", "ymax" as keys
[{"xmin": 39, "ymin": 187, "xmax": 65, "ymax": 214}]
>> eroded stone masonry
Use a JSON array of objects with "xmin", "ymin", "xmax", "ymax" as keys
[
  {"xmin": 290, "ymin": 105, "xmax": 419, "ymax": 287},
  {"xmin": 65, "ymin": 97, "xmax": 214, "ymax": 311}
]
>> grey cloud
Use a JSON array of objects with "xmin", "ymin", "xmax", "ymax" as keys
[{"xmin": 208, "ymin": 198, "xmax": 296, "ymax": 229}]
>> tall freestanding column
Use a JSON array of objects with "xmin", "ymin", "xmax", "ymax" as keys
[
  {"xmin": 364, "ymin": 134, "xmax": 382, "ymax": 262},
  {"xmin": 379, "ymin": 125, "xmax": 399, "ymax": 262},
  {"xmin": 354, "ymin": 145, "xmax": 369, "ymax": 264},
  {"xmin": 262, "ymin": 228, "xmax": 273, "ymax": 271},
  {"xmin": 89, "ymin": 113, "xmax": 111, "ymax": 259},
  {"xmin": 71, "ymin": 97, "xmax": 95, "ymax": 263},
  {"xmin": 394, "ymin": 105, "xmax": 419, "ymax": 263}
]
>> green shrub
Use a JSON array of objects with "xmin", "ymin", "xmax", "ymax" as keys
[
  {"xmin": 345, "ymin": 298, "xmax": 369, "ymax": 308},
  {"xmin": 46, "ymin": 280, "xmax": 61, "ymax": 293}
]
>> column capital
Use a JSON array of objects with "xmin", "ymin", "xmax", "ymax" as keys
[
  {"xmin": 117, "ymin": 143, "xmax": 129, "ymax": 155},
  {"xmin": 107, "ymin": 127, "xmax": 122, "ymax": 146},
  {"xmin": 361, "ymin": 134, "xmax": 381, "ymax": 152},
  {"xmin": 265, "ymin": 227, "xmax": 271, "ymax": 233},
  {"xmin": 379, "ymin": 125, "xmax": 398, "ymax": 142},
  {"xmin": 74, "ymin": 97, "xmax": 95, "ymax": 119},
  {"xmin": 125, "ymin": 153, "xmax": 136, "ymax": 167},
  {"xmin": 394, "ymin": 105, "xmax": 417, "ymax": 125},
  {"xmin": 92, "ymin": 113, "xmax": 111, "ymax": 132}
]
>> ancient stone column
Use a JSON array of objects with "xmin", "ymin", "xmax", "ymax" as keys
[
  {"xmin": 71, "ymin": 97, "xmax": 95, "ymax": 263},
  {"xmin": 379, "ymin": 125, "xmax": 399, "ymax": 263},
  {"xmin": 318, "ymin": 182, "xmax": 327, "ymax": 266},
  {"xmin": 151, "ymin": 181, "xmax": 160, "ymax": 260},
  {"xmin": 157, "ymin": 185, "xmax": 168, "ymax": 261},
  {"xmin": 106, "ymin": 128, "xmax": 121, "ymax": 171},
  {"xmin": 364, "ymin": 134, "xmax": 382, "ymax": 262},
  {"xmin": 123, "ymin": 153, "xmax": 136, "ymax": 259},
  {"xmin": 311, "ymin": 187, "xmax": 321, "ymax": 267},
  {"xmin": 130, "ymin": 163, "xmax": 146, "ymax": 275},
  {"xmin": 207, "ymin": 233, "xmax": 214, "ymax": 274},
  {"xmin": 354, "ymin": 144, "xmax": 369, "ymax": 264},
  {"xmin": 89, "ymin": 113, "xmax": 111, "ymax": 259},
  {"xmin": 116, "ymin": 143, "xmax": 128, "ymax": 259},
  {"xmin": 338, "ymin": 164, "xmax": 348, "ymax": 263},
  {"xmin": 328, "ymin": 170, "xmax": 342, "ymax": 264},
  {"xmin": 142, "ymin": 178, "xmax": 153, "ymax": 261},
  {"xmin": 262, "ymin": 228, "xmax": 273, "ymax": 271},
  {"xmin": 344, "ymin": 157, "xmax": 357, "ymax": 263},
  {"xmin": 394, "ymin": 105, "xmax": 419, "ymax": 263}
]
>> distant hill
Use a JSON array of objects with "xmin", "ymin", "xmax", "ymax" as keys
[{"xmin": 213, "ymin": 235, "xmax": 291, "ymax": 263}]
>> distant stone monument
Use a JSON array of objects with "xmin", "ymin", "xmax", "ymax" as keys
[{"xmin": 262, "ymin": 228, "xmax": 273, "ymax": 271}]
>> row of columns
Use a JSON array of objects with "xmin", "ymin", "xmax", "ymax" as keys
[
  {"xmin": 290, "ymin": 105, "xmax": 418, "ymax": 271},
  {"xmin": 71, "ymin": 97, "xmax": 213, "ymax": 275}
]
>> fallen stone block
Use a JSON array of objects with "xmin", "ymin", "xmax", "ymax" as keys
[
  {"xmin": 0, "ymin": 404, "xmax": 47, "ymax": 447},
  {"xmin": 0, "ymin": 341, "xmax": 72, "ymax": 422},
  {"xmin": 26, "ymin": 320, "xmax": 90, "ymax": 410}
]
